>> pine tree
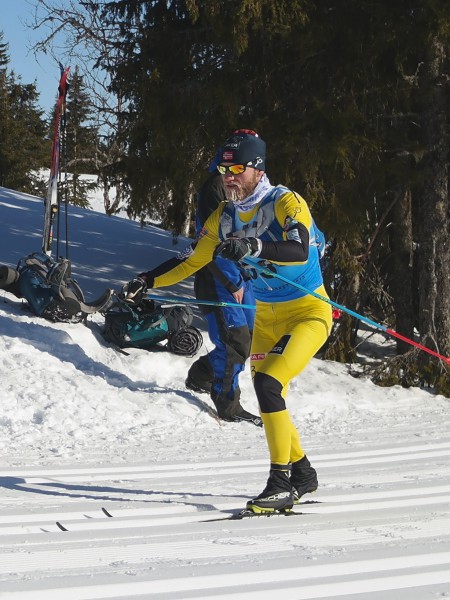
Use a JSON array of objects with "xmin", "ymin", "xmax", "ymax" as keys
[
  {"xmin": 0, "ymin": 32, "xmax": 11, "ymax": 187},
  {"xmin": 0, "ymin": 31, "xmax": 48, "ymax": 193},
  {"xmin": 0, "ymin": 31, "xmax": 8, "ymax": 68},
  {"xmin": 64, "ymin": 67, "xmax": 100, "ymax": 208}
]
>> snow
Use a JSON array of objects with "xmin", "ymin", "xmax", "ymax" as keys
[{"xmin": 1, "ymin": 185, "xmax": 450, "ymax": 599}]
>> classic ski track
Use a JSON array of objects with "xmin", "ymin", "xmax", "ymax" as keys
[
  {"xmin": 0, "ymin": 547, "xmax": 450, "ymax": 600},
  {"xmin": 1, "ymin": 442, "xmax": 450, "ymax": 599},
  {"xmin": 2, "ymin": 440, "xmax": 450, "ymax": 482},
  {"xmin": 1, "ymin": 484, "xmax": 450, "ymax": 535},
  {"xmin": 1, "ymin": 510, "xmax": 449, "ymax": 568}
]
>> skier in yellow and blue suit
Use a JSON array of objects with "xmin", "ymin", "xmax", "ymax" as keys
[{"xmin": 125, "ymin": 131, "xmax": 332, "ymax": 514}]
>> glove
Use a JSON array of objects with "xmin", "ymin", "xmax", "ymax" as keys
[
  {"xmin": 121, "ymin": 276, "xmax": 148, "ymax": 304},
  {"xmin": 213, "ymin": 237, "xmax": 259, "ymax": 261}
]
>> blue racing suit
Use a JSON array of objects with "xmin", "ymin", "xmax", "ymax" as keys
[{"xmin": 188, "ymin": 172, "xmax": 255, "ymax": 418}]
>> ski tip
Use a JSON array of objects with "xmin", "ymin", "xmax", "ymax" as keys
[
  {"xmin": 55, "ymin": 521, "xmax": 68, "ymax": 531},
  {"xmin": 101, "ymin": 507, "xmax": 114, "ymax": 518}
]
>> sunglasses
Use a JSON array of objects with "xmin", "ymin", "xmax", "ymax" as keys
[{"xmin": 217, "ymin": 164, "xmax": 247, "ymax": 175}]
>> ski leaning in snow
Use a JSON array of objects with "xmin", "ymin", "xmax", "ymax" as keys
[{"xmin": 42, "ymin": 65, "xmax": 70, "ymax": 256}]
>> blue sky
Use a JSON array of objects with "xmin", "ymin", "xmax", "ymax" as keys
[{"xmin": 1, "ymin": 0, "xmax": 67, "ymax": 116}]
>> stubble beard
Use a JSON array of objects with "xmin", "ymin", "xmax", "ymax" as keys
[{"xmin": 224, "ymin": 174, "xmax": 259, "ymax": 203}]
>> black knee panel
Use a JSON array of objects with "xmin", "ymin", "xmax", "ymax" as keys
[
  {"xmin": 225, "ymin": 325, "xmax": 252, "ymax": 362},
  {"xmin": 253, "ymin": 372, "xmax": 286, "ymax": 413}
]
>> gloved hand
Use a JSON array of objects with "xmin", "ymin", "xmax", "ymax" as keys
[
  {"xmin": 121, "ymin": 276, "xmax": 148, "ymax": 304},
  {"xmin": 213, "ymin": 237, "xmax": 259, "ymax": 261}
]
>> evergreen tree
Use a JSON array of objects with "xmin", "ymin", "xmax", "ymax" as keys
[
  {"xmin": 0, "ymin": 31, "xmax": 8, "ymax": 68},
  {"xmin": 64, "ymin": 67, "xmax": 100, "ymax": 208},
  {"xmin": 0, "ymin": 31, "xmax": 48, "ymax": 193},
  {"xmin": 0, "ymin": 32, "xmax": 10, "ymax": 186}
]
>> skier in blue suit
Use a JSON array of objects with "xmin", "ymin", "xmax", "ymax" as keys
[{"xmin": 186, "ymin": 154, "xmax": 261, "ymax": 426}]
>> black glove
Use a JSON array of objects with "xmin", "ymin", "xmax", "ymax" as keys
[
  {"xmin": 213, "ymin": 237, "xmax": 259, "ymax": 261},
  {"xmin": 121, "ymin": 276, "xmax": 148, "ymax": 304}
]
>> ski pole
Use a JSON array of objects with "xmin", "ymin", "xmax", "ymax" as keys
[
  {"xmin": 243, "ymin": 257, "xmax": 450, "ymax": 365},
  {"xmin": 145, "ymin": 293, "xmax": 257, "ymax": 310}
]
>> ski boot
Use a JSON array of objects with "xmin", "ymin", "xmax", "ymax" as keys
[
  {"xmin": 185, "ymin": 358, "xmax": 212, "ymax": 394},
  {"xmin": 185, "ymin": 375, "xmax": 211, "ymax": 394},
  {"xmin": 290, "ymin": 455, "xmax": 318, "ymax": 503},
  {"xmin": 221, "ymin": 409, "xmax": 263, "ymax": 427},
  {"xmin": 246, "ymin": 464, "xmax": 294, "ymax": 514}
]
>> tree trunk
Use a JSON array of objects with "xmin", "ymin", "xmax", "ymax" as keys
[
  {"xmin": 415, "ymin": 36, "xmax": 450, "ymax": 376},
  {"xmin": 388, "ymin": 189, "xmax": 415, "ymax": 354},
  {"xmin": 324, "ymin": 254, "xmax": 360, "ymax": 363}
]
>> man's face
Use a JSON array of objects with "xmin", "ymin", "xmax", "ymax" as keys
[{"xmin": 219, "ymin": 165, "xmax": 264, "ymax": 203}]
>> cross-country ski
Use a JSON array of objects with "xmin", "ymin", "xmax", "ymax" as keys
[{"xmin": 42, "ymin": 66, "xmax": 70, "ymax": 257}]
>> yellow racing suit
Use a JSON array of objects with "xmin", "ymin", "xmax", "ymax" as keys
[{"xmin": 152, "ymin": 185, "xmax": 332, "ymax": 465}]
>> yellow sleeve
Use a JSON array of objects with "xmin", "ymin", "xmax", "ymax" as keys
[
  {"xmin": 153, "ymin": 205, "xmax": 224, "ymax": 288},
  {"xmin": 274, "ymin": 191, "xmax": 313, "ymax": 238}
]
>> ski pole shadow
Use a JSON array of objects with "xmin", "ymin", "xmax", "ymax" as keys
[{"xmin": 0, "ymin": 477, "xmax": 248, "ymax": 504}]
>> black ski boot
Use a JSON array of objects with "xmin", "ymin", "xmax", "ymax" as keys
[
  {"xmin": 246, "ymin": 464, "xmax": 294, "ymax": 513},
  {"xmin": 185, "ymin": 357, "xmax": 213, "ymax": 394},
  {"xmin": 185, "ymin": 375, "xmax": 210, "ymax": 394},
  {"xmin": 290, "ymin": 455, "xmax": 318, "ymax": 503},
  {"xmin": 232, "ymin": 409, "xmax": 263, "ymax": 427},
  {"xmin": 221, "ymin": 409, "xmax": 263, "ymax": 427}
]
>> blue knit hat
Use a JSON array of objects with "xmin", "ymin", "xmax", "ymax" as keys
[
  {"xmin": 208, "ymin": 147, "xmax": 223, "ymax": 173},
  {"xmin": 220, "ymin": 131, "xmax": 266, "ymax": 170}
]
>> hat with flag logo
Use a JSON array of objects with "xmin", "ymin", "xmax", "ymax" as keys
[{"xmin": 220, "ymin": 131, "xmax": 266, "ymax": 170}]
